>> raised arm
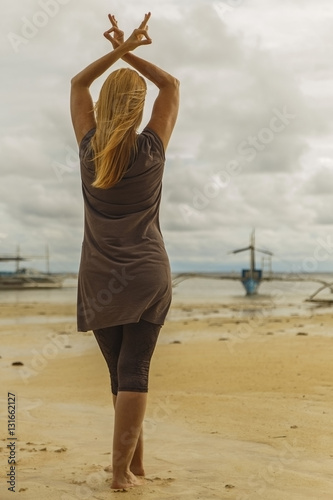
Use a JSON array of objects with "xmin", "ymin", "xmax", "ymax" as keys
[
  {"xmin": 105, "ymin": 14, "xmax": 180, "ymax": 150},
  {"xmin": 125, "ymin": 54, "xmax": 179, "ymax": 151},
  {"xmin": 70, "ymin": 23, "xmax": 151, "ymax": 145}
]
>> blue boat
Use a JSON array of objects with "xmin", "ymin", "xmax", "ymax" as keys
[
  {"xmin": 231, "ymin": 230, "xmax": 273, "ymax": 295},
  {"xmin": 241, "ymin": 269, "xmax": 262, "ymax": 295}
]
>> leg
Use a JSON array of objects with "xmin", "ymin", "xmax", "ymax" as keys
[
  {"xmin": 130, "ymin": 428, "xmax": 144, "ymax": 476},
  {"xmin": 112, "ymin": 392, "xmax": 147, "ymax": 488},
  {"xmin": 111, "ymin": 319, "xmax": 161, "ymax": 489},
  {"xmin": 105, "ymin": 395, "xmax": 145, "ymax": 477},
  {"xmin": 94, "ymin": 329, "xmax": 144, "ymax": 477},
  {"xmin": 93, "ymin": 325, "xmax": 123, "ymax": 395}
]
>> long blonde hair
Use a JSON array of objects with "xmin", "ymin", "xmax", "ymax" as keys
[{"xmin": 91, "ymin": 68, "xmax": 147, "ymax": 189}]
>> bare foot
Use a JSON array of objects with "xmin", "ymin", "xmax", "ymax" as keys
[
  {"xmin": 104, "ymin": 464, "xmax": 145, "ymax": 476},
  {"xmin": 111, "ymin": 470, "xmax": 144, "ymax": 489}
]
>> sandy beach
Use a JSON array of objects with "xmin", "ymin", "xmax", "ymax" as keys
[{"xmin": 1, "ymin": 299, "xmax": 333, "ymax": 499}]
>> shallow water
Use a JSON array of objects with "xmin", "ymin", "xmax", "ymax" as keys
[
  {"xmin": 0, "ymin": 315, "xmax": 76, "ymax": 326},
  {"xmin": 0, "ymin": 282, "xmax": 77, "ymax": 304},
  {"xmin": 0, "ymin": 275, "xmax": 332, "ymax": 323}
]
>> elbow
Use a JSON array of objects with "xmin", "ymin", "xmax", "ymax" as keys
[
  {"xmin": 173, "ymin": 78, "xmax": 180, "ymax": 97},
  {"xmin": 71, "ymin": 75, "xmax": 80, "ymax": 86},
  {"xmin": 161, "ymin": 76, "xmax": 180, "ymax": 90},
  {"xmin": 170, "ymin": 77, "xmax": 180, "ymax": 88},
  {"xmin": 71, "ymin": 74, "xmax": 88, "ymax": 87}
]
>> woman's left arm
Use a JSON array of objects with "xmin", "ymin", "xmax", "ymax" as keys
[{"xmin": 70, "ymin": 21, "xmax": 151, "ymax": 145}]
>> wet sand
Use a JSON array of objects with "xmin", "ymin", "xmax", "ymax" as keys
[{"xmin": 1, "ymin": 301, "xmax": 333, "ymax": 499}]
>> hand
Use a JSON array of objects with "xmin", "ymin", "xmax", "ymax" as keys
[
  {"xmin": 104, "ymin": 13, "xmax": 152, "ymax": 51},
  {"xmin": 137, "ymin": 12, "xmax": 151, "ymax": 32},
  {"xmin": 124, "ymin": 25, "xmax": 152, "ymax": 51},
  {"xmin": 104, "ymin": 14, "xmax": 124, "ymax": 48}
]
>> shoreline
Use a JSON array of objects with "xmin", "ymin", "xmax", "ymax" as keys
[{"xmin": 0, "ymin": 295, "xmax": 332, "ymax": 314}]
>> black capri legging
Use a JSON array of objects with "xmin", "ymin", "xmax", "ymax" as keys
[{"xmin": 93, "ymin": 319, "xmax": 161, "ymax": 395}]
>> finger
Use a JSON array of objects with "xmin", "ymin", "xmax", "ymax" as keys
[
  {"xmin": 109, "ymin": 14, "xmax": 117, "ymax": 27},
  {"xmin": 108, "ymin": 14, "xmax": 118, "ymax": 28},
  {"xmin": 104, "ymin": 27, "xmax": 115, "ymax": 35},
  {"xmin": 140, "ymin": 37, "xmax": 152, "ymax": 45},
  {"xmin": 138, "ymin": 15, "xmax": 146, "ymax": 29},
  {"xmin": 138, "ymin": 12, "xmax": 151, "ymax": 29},
  {"xmin": 134, "ymin": 28, "xmax": 150, "ymax": 36},
  {"xmin": 114, "ymin": 27, "xmax": 124, "ymax": 39},
  {"xmin": 103, "ymin": 26, "xmax": 117, "ymax": 40},
  {"xmin": 103, "ymin": 31, "xmax": 113, "ymax": 41},
  {"xmin": 135, "ymin": 29, "xmax": 152, "ymax": 44},
  {"xmin": 105, "ymin": 26, "xmax": 123, "ymax": 35}
]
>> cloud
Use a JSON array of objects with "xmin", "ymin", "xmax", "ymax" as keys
[{"xmin": 1, "ymin": 0, "xmax": 333, "ymax": 272}]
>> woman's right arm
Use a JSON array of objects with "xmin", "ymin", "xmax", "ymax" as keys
[
  {"xmin": 124, "ymin": 53, "xmax": 180, "ymax": 150},
  {"xmin": 105, "ymin": 14, "xmax": 180, "ymax": 150}
]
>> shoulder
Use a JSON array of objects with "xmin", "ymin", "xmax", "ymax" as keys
[
  {"xmin": 79, "ymin": 128, "xmax": 96, "ymax": 155},
  {"xmin": 79, "ymin": 128, "xmax": 96, "ymax": 176},
  {"xmin": 79, "ymin": 128, "xmax": 96, "ymax": 167},
  {"xmin": 138, "ymin": 127, "xmax": 165, "ymax": 161}
]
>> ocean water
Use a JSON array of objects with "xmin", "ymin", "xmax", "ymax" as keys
[
  {"xmin": 0, "ymin": 274, "xmax": 332, "ymax": 321},
  {"xmin": 0, "ymin": 282, "xmax": 77, "ymax": 305},
  {"xmin": 172, "ymin": 273, "xmax": 333, "ymax": 302},
  {"xmin": 169, "ymin": 274, "xmax": 333, "ymax": 320}
]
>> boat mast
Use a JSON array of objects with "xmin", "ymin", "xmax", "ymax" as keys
[
  {"xmin": 250, "ymin": 230, "xmax": 255, "ymax": 277},
  {"xmin": 46, "ymin": 244, "xmax": 50, "ymax": 275},
  {"xmin": 16, "ymin": 245, "xmax": 20, "ymax": 273}
]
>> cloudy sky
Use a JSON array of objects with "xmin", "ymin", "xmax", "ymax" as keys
[{"xmin": 1, "ymin": 0, "xmax": 333, "ymax": 273}]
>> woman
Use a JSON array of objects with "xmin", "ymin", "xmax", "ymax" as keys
[{"xmin": 70, "ymin": 12, "xmax": 179, "ymax": 490}]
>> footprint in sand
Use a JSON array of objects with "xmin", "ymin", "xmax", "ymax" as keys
[
  {"xmin": 146, "ymin": 477, "xmax": 175, "ymax": 485},
  {"xmin": 18, "ymin": 398, "xmax": 43, "ymax": 421}
]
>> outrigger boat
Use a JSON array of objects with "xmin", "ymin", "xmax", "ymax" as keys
[
  {"xmin": 0, "ymin": 246, "xmax": 63, "ymax": 289},
  {"xmin": 172, "ymin": 231, "xmax": 332, "ymax": 300},
  {"xmin": 230, "ymin": 230, "xmax": 273, "ymax": 295},
  {"xmin": 172, "ymin": 230, "xmax": 273, "ymax": 296}
]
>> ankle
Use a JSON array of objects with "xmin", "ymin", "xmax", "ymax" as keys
[
  {"xmin": 112, "ymin": 464, "xmax": 130, "ymax": 477},
  {"xmin": 131, "ymin": 465, "xmax": 145, "ymax": 476}
]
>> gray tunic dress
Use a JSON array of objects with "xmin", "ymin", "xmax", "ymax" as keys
[{"xmin": 77, "ymin": 127, "xmax": 172, "ymax": 332}]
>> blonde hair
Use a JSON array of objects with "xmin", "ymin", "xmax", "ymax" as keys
[{"xmin": 91, "ymin": 68, "xmax": 147, "ymax": 189}]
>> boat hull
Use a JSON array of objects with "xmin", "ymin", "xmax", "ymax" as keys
[
  {"xmin": 0, "ymin": 271, "xmax": 63, "ymax": 290},
  {"xmin": 241, "ymin": 269, "xmax": 262, "ymax": 295}
]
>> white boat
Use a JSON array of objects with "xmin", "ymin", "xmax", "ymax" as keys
[
  {"xmin": 0, "ymin": 245, "xmax": 63, "ymax": 289},
  {"xmin": 0, "ymin": 268, "xmax": 63, "ymax": 289}
]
